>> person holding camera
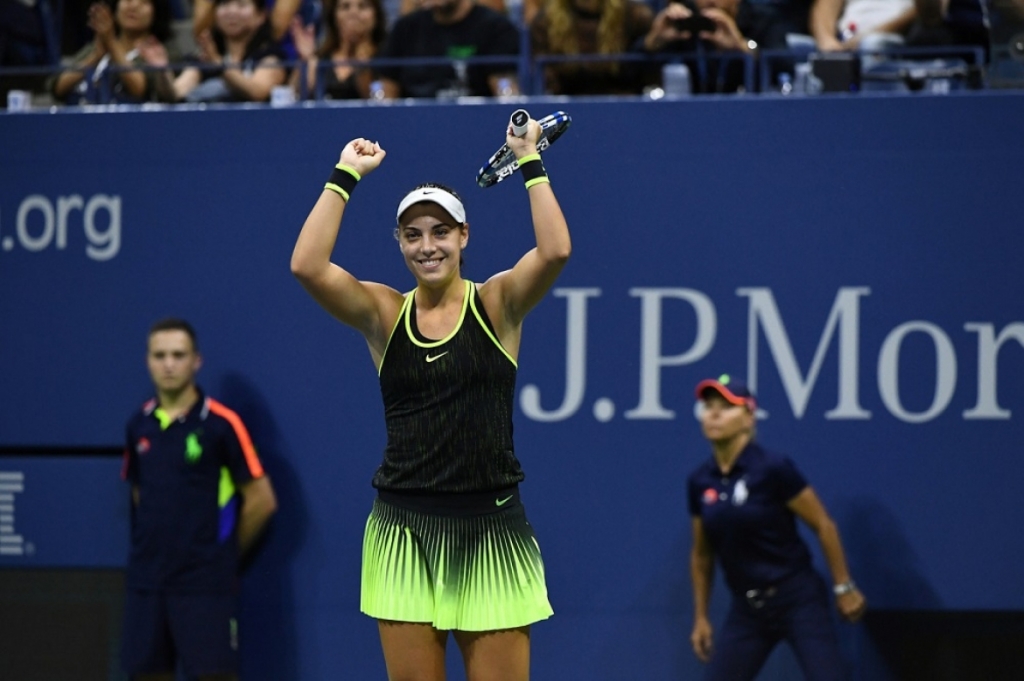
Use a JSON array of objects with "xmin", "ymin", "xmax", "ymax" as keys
[
  {"xmin": 642, "ymin": 0, "xmax": 757, "ymax": 93},
  {"xmin": 645, "ymin": 0, "xmax": 746, "ymax": 51}
]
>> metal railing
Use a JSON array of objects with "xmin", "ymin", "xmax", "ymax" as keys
[{"xmin": 0, "ymin": 42, "xmax": 1010, "ymax": 110}]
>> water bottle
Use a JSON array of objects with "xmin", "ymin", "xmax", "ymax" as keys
[
  {"xmin": 778, "ymin": 72, "xmax": 793, "ymax": 95},
  {"xmin": 496, "ymin": 77, "xmax": 514, "ymax": 101},
  {"xmin": 793, "ymin": 62, "xmax": 822, "ymax": 95},
  {"xmin": 453, "ymin": 60, "xmax": 469, "ymax": 97},
  {"xmin": 369, "ymin": 80, "xmax": 385, "ymax": 103},
  {"xmin": 661, "ymin": 62, "xmax": 692, "ymax": 98}
]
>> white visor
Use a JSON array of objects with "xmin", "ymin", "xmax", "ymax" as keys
[{"xmin": 396, "ymin": 187, "xmax": 466, "ymax": 225}]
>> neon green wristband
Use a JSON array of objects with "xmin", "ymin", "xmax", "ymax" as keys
[{"xmin": 324, "ymin": 164, "xmax": 361, "ymax": 201}]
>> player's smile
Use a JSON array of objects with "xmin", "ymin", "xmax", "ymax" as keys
[{"xmin": 397, "ymin": 205, "xmax": 467, "ymax": 282}]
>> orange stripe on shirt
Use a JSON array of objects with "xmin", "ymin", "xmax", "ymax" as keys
[{"xmin": 208, "ymin": 398, "xmax": 265, "ymax": 478}]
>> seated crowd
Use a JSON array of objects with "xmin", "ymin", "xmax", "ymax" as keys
[{"xmin": 2, "ymin": 0, "xmax": 1001, "ymax": 104}]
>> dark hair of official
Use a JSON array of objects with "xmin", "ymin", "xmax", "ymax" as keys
[{"xmin": 148, "ymin": 317, "xmax": 199, "ymax": 352}]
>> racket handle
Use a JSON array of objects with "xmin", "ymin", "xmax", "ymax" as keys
[{"xmin": 509, "ymin": 109, "xmax": 530, "ymax": 137}]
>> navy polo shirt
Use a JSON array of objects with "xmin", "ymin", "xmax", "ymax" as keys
[
  {"xmin": 687, "ymin": 442, "xmax": 813, "ymax": 594},
  {"xmin": 122, "ymin": 391, "xmax": 264, "ymax": 593}
]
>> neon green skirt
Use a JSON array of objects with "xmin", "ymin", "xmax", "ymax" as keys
[{"xmin": 360, "ymin": 496, "xmax": 553, "ymax": 631}]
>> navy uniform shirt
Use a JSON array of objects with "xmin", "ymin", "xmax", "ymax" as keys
[
  {"xmin": 122, "ymin": 390, "xmax": 265, "ymax": 593},
  {"xmin": 687, "ymin": 442, "xmax": 813, "ymax": 594}
]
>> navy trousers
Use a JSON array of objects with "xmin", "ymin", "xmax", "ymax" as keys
[{"xmin": 705, "ymin": 570, "xmax": 848, "ymax": 681}]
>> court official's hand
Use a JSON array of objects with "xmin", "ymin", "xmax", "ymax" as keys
[
  {"xmin": 837, "ymin": 589, "xmax": 866, "ymax": 623},
  {"xmin": 691, "ymin": 616, "xmax": 714, "ymax": 662},
  {"xmin": 338, "ymin": 138, "xmax": 385, "ymax": 176}
]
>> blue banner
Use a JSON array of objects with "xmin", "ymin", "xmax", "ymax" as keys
[{"xmin": 1, "ymin": 94, "xmax": 1022, "ymax": 679}]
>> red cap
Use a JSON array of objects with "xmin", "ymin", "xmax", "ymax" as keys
[{"xmin": 695, "ymin": 374, "xmax": 757, "ymax": 410}]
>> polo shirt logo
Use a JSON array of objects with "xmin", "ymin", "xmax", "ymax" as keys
[
  {"xmin": 732, "ymin": 479, "xmax": 749, "ymax": 506},
  {"xmin": 136, "ymin": 437, "xmax": 150, "ymax": 455},
  {"xmin": 185, "ymin": 432, "xmax": 203, "ymax": 463},
  {"xmin": 702, "ymin": 488, "xmax": 718, "ymax": 505}
]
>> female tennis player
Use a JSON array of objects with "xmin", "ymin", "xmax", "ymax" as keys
[{"xmin": 290, "ymin": 117, "xmax": 570, "ymax": 680}]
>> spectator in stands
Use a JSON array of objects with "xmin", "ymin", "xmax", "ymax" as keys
[
  {"xmin": 193, "ymin": 0, "xmax": 317, "ymax": 60},
  {"xmin": 289, "ymin": 0, "xmax": 387, "ymax": 99},
  {"xmin": 373, "ymin": 0, "xmax": 521, "ymax": 98},
  {"xmin": 522, "ymin": 0, "xmax": 542, "ymax": 24},
  {"xmin": 730, "ymin": 0, "xmax": 812, "ymax": 51},
  {"xmin": 987, "ymin": 0, "xmax": 1024, "ymax": 61},
  {"xmin": 174, "ymin": 0, "xmax": 287, "ymax": 103},
  {"xmin": 50, "ymin": 0, "xmax": 179, "ymax": 104},
  {"xmin": 904, "ymin": 0, "xmax": 989, "ymax": 53},
  {"xmin": 399, "ymin": 0, "xmax": 507, "ymax": 14},
  {"xmin": 1, "ymin": 0, "xmax": 60, "ymax": 69},
  {"xmin": 810, "ymin": 0, "xmax": 916, "ymax": 51},
  {"xmin": 528, "ymin": 0, "xmax": 655, "ymax": 95},
  {"xmin": 642, "ymin": 0, "xmax": 758, "ymax": 93}
]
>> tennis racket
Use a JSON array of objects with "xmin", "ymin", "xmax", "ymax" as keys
[{"xmin": 476, "ymin": 110, "xmax": 572, "ymax": 188}]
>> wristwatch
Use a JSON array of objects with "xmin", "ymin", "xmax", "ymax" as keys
[{"xmin": 833, "ymin": 581, "xmax": 857, "ymax": 596}]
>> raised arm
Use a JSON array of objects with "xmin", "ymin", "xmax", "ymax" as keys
[
  {"xmin": 290, "ymin": 139, "xmax": 400, "ymax": 361},
  {"xmin": 269, "ymin": 0, "xmax": 303, "ymax": 41},
  {"xmin": 192, "ymin": 0, "xmax": 215, "ymax": 38},
  {"xmin": 481, "ymin": 117, "xmax": 571, "ymax": 334},
  {"xmin": 788, "ymin": 486, "xmax": 867, "ymax": 622}
]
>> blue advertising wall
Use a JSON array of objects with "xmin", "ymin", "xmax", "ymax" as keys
[{"xmin": 1, "ymin": 93, "xmax": 1023, "ymax": 679}]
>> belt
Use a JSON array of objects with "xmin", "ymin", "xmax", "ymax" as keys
[{"xmin": 744, "ymin": 586, "xmax": 778, "ymax": 609}]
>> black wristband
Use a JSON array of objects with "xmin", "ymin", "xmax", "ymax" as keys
[
  {"xmin": 324, "ymin": 164, "xmax": 360, "ymax": 201},
  {"xmin": 518, "ymin": 154, "xmax": 548, "ymax": 188}
]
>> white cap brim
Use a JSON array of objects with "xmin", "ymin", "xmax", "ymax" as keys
[{"xmin": 396, "ymin": 187, "xmax": 466, "ymax": 225}]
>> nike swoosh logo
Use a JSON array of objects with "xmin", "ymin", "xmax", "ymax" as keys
[
  {"xmin": 425, "ymin": 352, "xmax": 448, "ymax": 363},
  {"xmin": 495, "ymin": 495, "xmax": 514, "ymax": 507}
]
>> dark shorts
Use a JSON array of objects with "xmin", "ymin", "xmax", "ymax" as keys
[{"xmin": 120, "ymin": 589, "xmax": 238, "ymax": 677}]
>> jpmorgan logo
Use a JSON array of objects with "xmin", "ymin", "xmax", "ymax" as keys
[
  {"xmin": 520, "ymin": 287, "xmax": 1024, "ymax": 424},
  {"xmin": 0, "ymin": 193, "xmax": 122, "ymax": 261}
]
